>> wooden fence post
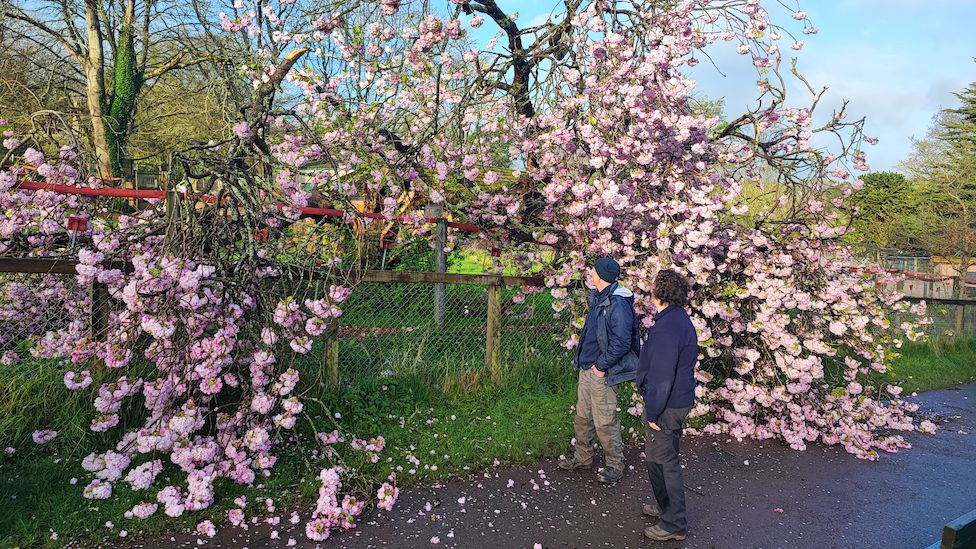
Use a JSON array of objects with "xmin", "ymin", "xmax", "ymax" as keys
[
  {"xmin": 164, "ymin": 187, "xmax": 183, "ymax": 241},
  {"xmin": 90, "ymin": 282, "xmax": 110, "ymax": 342},
  {"xmin": 956, "ymin": 302, "xmax": 967, "ymax": 335},
  {"xmin": 324, "ymin": 322, "xmax": 340, "ymax": 389},
  {"xmin": 486, "ymin": 283, "xmax": 502, "ymax": 386}
]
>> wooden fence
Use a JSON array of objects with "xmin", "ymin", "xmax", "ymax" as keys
[{"xmin": 0, "ymin": 257, "xmax": 546, "ymax": 386}]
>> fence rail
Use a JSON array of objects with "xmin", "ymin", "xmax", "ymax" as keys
[{"xmin": 0, "ymin": 258, "xmax": 544, "ymax": 285}]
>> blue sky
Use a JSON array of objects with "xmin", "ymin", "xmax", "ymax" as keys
[{"xmin": 471, "ymin": 0, "xmax": 976, "ymax": 172}]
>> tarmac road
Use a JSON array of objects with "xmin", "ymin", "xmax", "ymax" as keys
[{"xmin": 115, "ymin": 383, "xmax": 976, "ymax": 549}]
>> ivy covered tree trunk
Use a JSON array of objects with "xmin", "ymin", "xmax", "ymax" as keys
[
  {"xmin": 103, "ymin": 0, "xmax": 142, "ymax": 179},
  {"xmin": 8, "ymin": 0, "xmax": 205, "ymax": 181}
]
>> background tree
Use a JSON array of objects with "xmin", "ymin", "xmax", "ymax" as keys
[
  {"xmin": 944, "ymin": 81, "xmax": 976, "ymax": 160},
  {"xmin": 848, "ymin": 171, "xmax": 913, "ymax": 257},
  {"xmin": 893, "ymin": 77, "xmax": 976, "ymax": 292},
  {"xmin": 896, "ymin": 157, "xmax": 976, "ymax": 294},
  {"xmin": 1, "ymin": 0, "xmax": 215, "ymax": 178},
  {"xmin": 123, "ymin": 60, "xmax": 238, "ymax": 172}
]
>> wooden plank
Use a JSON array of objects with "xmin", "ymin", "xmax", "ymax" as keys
[
  {"xmin": 0, "ymin": 259, "xmax": 547, "ymax": 287},
  {"xmin": 0, "ymin": 257, "xmax": 81, "ymax": 274},
  {"xmin": 8, "ymin": 259, "xmax": 976, "ymax": 306},
  {"xmin": 486, "ymin": 284, "xmax": 502, "ymax": 386},
  {"xmin": 901, "ymin": 296, "xmax": 975, "ymax": 306},
  {"xmin": 942, "ymin": 508, "xmax": 976, "ymax": 549},
  {"xmin": 0, "ymin": 257, "xmax": 131, "ymax": 275},
  {"xmin": 324, "ymin": 322, "xmax": 340, "ymax": 389},
  {"xmin": 90, "ymin": 282, "xmax": 110, "ymax": 343}
]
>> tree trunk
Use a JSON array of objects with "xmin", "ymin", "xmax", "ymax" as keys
[
  {"xmin": 82, "ymin": 0, "xmax": 112, "ymax": 179},
  {"xmin": 105, "ymin": 0, "xmax": 141, "ymax": 178}
]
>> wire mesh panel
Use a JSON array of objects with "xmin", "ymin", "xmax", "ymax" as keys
[
  {"xmin": 912, "ymin": 301, "xmax": 976, "ymax": 338},
  {"xmin": 338, "ymin": 282, "xmax": 488, "ymax": 383},
  {"xmin": 0, "ymin": 272, "xmax": 89, "ymax": 364},
  {"xmin": 498, "ymin": 286, "xmax": 573, "ymax": 369},
  {"xmin": 334, "ymin": 281, "xmax": 571, "ymax": 387}
]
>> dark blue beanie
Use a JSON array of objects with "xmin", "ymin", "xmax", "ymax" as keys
[{"xmin": 594, "ymin": 256, "xmax": 620, "ymax": 283}]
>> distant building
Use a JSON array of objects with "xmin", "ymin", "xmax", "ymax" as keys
[{"xmin": 879, "ymin": 251, "xmax": 976, "ymax": 299}]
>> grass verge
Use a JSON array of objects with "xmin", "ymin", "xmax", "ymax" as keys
[
  {"xmin": 876, "ymin": 335, "xmax": 976, "ymax": 393},
  {"xmin": 1, "ymin": 355, "xmax": 635, "ymax": 548},
  {"xmin": 1, "ymin": 336, "xmax": 973, "ymax": 548}
]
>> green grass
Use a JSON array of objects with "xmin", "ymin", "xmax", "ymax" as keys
[
  {"xmin": 2, "ymin": 335, "xmax": 973, "ymax": 548},
  {"xmin": 875, "ymin": 336, "xmax": 976, "ymax": 393},
  {"xmin": 447, "ymin": 247, "xmax": 554, "ymax": 275},
  {"xmin": 0, "ymin": 351, "xmax": 623, "ymax": 549},
  {"xmin": 448, "ymin": 248, "xmax": 494, "ymax": 274}
]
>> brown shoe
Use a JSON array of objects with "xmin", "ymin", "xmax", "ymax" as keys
[
  {"xmin": 642, "ymin": 504, "xmax": 661, "ymax": 518},
  {"xmin": 557, "ymin": 456, "xmax": 592, "ymax": 471},
  {"xmin": 644, "ymin": 524, "xmax": 686, "ymax": 541}
]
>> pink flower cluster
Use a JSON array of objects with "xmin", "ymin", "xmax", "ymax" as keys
[
  {"xmin": 375, "ymin": 479, "xmax": 399, "ymax": 512},
  {"xmin": 64, "ymin": 370, "xmax": 93, "ymax": 390},
  {"xmin": 31, "ymin": 429, "xmax": 57, "ymax": 445},
  {"xmin": 304, "ymin": 467, "xmax": 367, "ymax": 541},
  {"xmin": 125, "ymin": 502, "xmax": 158, "ymax": 520},
  {"xmin": 351, "ymin": 435, "xmax": 385, "ymax": 463}
]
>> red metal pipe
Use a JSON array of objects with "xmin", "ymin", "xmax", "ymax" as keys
[
  {"xmin": 12, "ymin": 180, "xmax": 562, "ymax": 247},
  {"xmin": 15, "ymin": 181, "xmax": 166, "ymax": 199}
]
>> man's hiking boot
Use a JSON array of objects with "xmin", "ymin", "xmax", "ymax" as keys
[
  {"xmin": 644, "ymin": 524, "xmax": 687, "ymax": 541},
  {"xmin": 557, "ymin": 456, "xmax": 592, "ymax": 471},
  {"xmin": 642, "ymin": 504, "xmax": 661, "ymax": 518},
  {"xmin": 597, "ymin": 467, "xmax": 624, "ymax": 484}
]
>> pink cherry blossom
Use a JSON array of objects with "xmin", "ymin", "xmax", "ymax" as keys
[{"xmin": 32, "ymin": 430, "xmax": 57, "ymax": 445}]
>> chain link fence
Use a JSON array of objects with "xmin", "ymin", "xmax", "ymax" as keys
[
  {"xmin": 896, "ymin": 299, "xmax": 976, "ymax": 339},
  {"xmin": 0, "ymin": 271, "xmax": 90, "ymax": 364},
  {"xmin": 3, "ymin": 262, "xmax": 974, "ymax": 385},
  {"xmin": 0, "ymin": 265, "xmax": 576, "ymax": 393},
  {"xmin": 335, "ymin": 281, "xmax": 573, "ymax": 388}
]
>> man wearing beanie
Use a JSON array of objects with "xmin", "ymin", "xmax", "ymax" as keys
[{"xmin": 557, "ymin": 256, "xmax": 640, "ymax": 484}]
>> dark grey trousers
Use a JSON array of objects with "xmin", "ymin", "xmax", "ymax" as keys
[{"xmin": 645, "ymin": 406, "xmax": 693, "ymax": 533}]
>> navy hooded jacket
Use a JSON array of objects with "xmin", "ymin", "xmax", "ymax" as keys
[
  {"xmin": 637, "ymin": 305, "xmax": 698, "ymax": 423},
  {"xmin": 572, "ymin": 282, "xmax": 640, "ymax": 386}
]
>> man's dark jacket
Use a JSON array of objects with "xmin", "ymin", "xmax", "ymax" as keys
[
  {"xmin": 572, "ymin": 283, "xmax": 640, "ymax": 386},
  {"xmin": 637, "ymin": 305, "xmax": 698, "ymax": 423}
]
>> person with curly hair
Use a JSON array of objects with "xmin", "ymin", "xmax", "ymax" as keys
[{"xmin": 637, "ymin": 269, "xmax": 698, "ymax": 541}]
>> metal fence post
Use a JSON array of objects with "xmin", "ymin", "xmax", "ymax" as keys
[
  {"xmin": 324, "ymin": 322, "xmax": 340, "ymax": 389},
  {"xmin": 433, "ymin": 212, "xmax": 447, "ymax": 329},
  {"xmin": 487, "ymin": 282, "xmax": 502, "ymax": 386}
]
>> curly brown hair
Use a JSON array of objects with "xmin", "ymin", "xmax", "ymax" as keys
[{"xmin": 652, "ymin": 269, "xmax": 690, "ymax": 307}]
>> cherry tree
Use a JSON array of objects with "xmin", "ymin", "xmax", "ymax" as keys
[{"xmin": 0, "ymin": 0, "xmax": 932, "ymax": 540}]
